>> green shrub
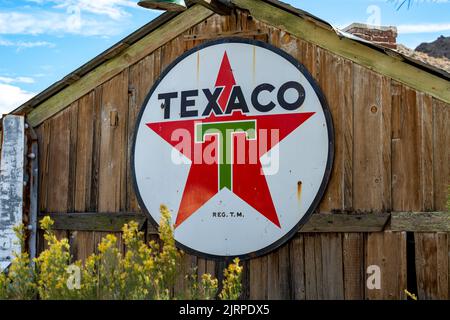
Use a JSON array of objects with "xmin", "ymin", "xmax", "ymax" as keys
[
  {"xmin": 0, "ymin": 225, "xmax": 37, "ymax": 300},
  {"xmin": 0, "ymin": 205, "xmax": 242, "ymax": 300}
]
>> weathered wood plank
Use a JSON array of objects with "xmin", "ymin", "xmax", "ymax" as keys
[
  {"xmin": 46, "ymin": 108, "xmax": 71, "ymax": 213},
  {"xmin": 47, "ymin": 107, "xmax": 68, "ymax": 221},
  {"xmin": 249, "ymin": 255, "xmax": 268, "ymax": 300},
  {"xmin": 317, "ymin": 49, "xmax": 353, "ymax": 212},
  {"xmin": 342, "ymin": 60, "xmax": 354, "ymax": 211},
  {"xmin": 194, "ymin": 256, "xmax": 217, "ymax": 296},
  {"xmin": 64, "ymin": 96, "xmax": 99, "ymax": 262},
  {"xmin": 0, "ymin": 115, "xmax": 25, "ymax": 271},
  {"xmin": 365, "ymin": 233, "xmax": 385, "ymax": 300},
  {"xmin": 89, "ymin": 87, "xmax": 103, "ymax": 213},
  {"xmin": 436, "ymin": 233, "xmax": 448, "ymax": 299},
  {"xmin": 36, "ymin": 121, "xmax": 50, "ymax": 212},
  {"xmin": 432, "ymin": 99, "xmax": 449, "ymax": 211},
  {"xmin": 67, "ymin": 103, "xmax": 79, "ymax": 213},
  {"xmin": 74, "ymin": 92, "xmax": 95, "ymax": 212},
  {"xmin": 343, "ymin": 233, "xmax": 364, "ymax": 299},
  {"xmin": 127, "ymin": 53, "xmax": 157, "ymax": 212},
  {"xmin": 267, "ymin": 250, "xmax": 281, "ymax": 299},
  {"xmin": 448, "ymin": 232, "xmax": 450, "ymax": 299},
  {"xmin": 197, "ymin": 257, "xmax": 207, "ymax": 278},
  {"xmin": 267, "ymin": 244, "xmax": 290, "ymax": 299},
  {"xmin": 412, "ymin": 232, "xmax": 449, "ymax": 300},
  {"xmin": 189, "ymin": 14, "xmax": 209, "ymax": 48},
  {"xmin": 392, "ymin": 86, "xmax": 422, "ymax": 211},
  {"xmin": 303, "ymin": 234, "xmax": 322, "ymax": 299},
  {"xmin": 98, "ymin": 71, "xmax": 128, "ymax": 212},
  {"xmin": 298, "ymin": 39, "xmax": 317, "ymax": 81},
  {"xmin": 71, "ymin": 91, "xmax": 101, "ymax": 261},
  {"xmin": 300, "ymin": 213, "xmax": 390, "ymax": 233},
  {"xmin": 316, "ymin": 47, "xmax": 338, "ymax": 212},
  {"xmin": 174, "ymin": 254, "xmax": 197, "ymax": 299},
  {"xmin": 313, "ymin": 234, "xmax": 324, "ymax": 299},
  {"xmin": 240, "ymin": 259, "xmax": 250, "ymax": 300},
  {"xmin": 252, "ymin": 16, "xmax": 270, "ymax": 45},
  {"xmin": 40, "ymin": 211, "xmax": 450, "ymax": 233},
  {"xmin": 380, "ymin": 76, "xmax": 392, "ymax": 211},
  {"xmin": 303, "ymin": 234, "xmax": 316, "ymax": 299},
  {"xmin": 353, "ymin": 66, "xmax": 391, "ymax": 212},
  {"xmin": 289, "ymin": 234, "xmax": 306, "ymax": 300},
  {"xmin": 191, "ymin": 0, "xmax": 233, "ymax": 15},
  {"xmin": 69, "ymin": 231, "xmax": 95, "ymax": 262},
  {"xmin": 206, "ymin": 259, "xmax": 216, "ymax": 277},
  {"xmin": 391, "ymin": 212, "xmax": 450, "ymax": 232},
  {"xmin": 74, "ymin": 85, "xmax": 124, "ymax": 262},
  {"xmin": 365, "ymin": 231, "xmax": 407, "ymax": 300},
  {"xmin": 391, "ymin": 81, "xmax": 402, "ymax": 140},
  {"xmin": 224, "ymin": 7, "xmax": 239, "ymax": 33},
  {"xmin": 320, "ymin": 233, "xmax": 344, "ymax": 299},
  {"xmin": 231, "ymin": 0, "xmax": 450, "ymax": 104},
  {"xmin": 35, "ymin": 122, "xmax": 50, "ymax": 256},
  {"xmin": 27, "ymin": 5, "xmax": 214, "ymax": 126},
  {"xmin": 38, "ymin": 213, "xmax": 147, "ymax": 232},
  {"xmin": 419, "ymin": 94, "xmax": 434, "ymax": 211}
]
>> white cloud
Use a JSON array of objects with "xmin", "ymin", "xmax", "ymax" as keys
[
  {"xmin": 0, "ymin": 76, "xmax": 35, "ymax": 84},
  {"xmin": 0, "ymin": 0, "xmax": 147, "ymax": 37},
  {"xmin": 67, "ymin": 0, "xmax": 139, "ymax": 20},
  {"xmin": 398, "ymin": 23, "xmax": 450, "ymax": 33},
  {"xmin": 0, "ymin": 84, "xmax": 35, "ymax": 115},
  {"xmin": 0, "ymin": 9, "xmax": 129, "ymax": 36},
  {"xmin": 0, "ymin": 39, "xmax": 55, "ymax": 50},
  {"xmin": 26, "ymin": 0, "xmax": 140, "ymax": 20}
]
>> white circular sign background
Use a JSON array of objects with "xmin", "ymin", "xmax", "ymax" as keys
[{"xmin": 132, "ymin": 39, "xmax": 334, "ymax": 259}]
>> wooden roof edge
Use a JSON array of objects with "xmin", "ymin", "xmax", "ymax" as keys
[
  {"xmin": 261, "ymin": 0, "xmax": 333, "ymax": 29},
  {"xmin": 335, "ymin": 26, "xmax": 450, "ymax": 80},
  {"xmin": 260, "ymin": 0, "xmax": 450, "ymax": 80},
  {"xmin": 189, "ymin": 0, "xmax": 235, "ymax": 15},
  {"xmin": 233, "ymin": 0, "xmax": 450, "ymax": 103}
]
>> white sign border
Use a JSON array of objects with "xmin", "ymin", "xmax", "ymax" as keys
[{"xmin": 131, "ymin": 38, "xmax": 335, "ymax": 260}]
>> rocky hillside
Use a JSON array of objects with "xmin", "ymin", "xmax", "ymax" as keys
[
  {"xmin": 397, "ymin": 44, "xmax": 450, "ymax": 74},
  {"xmin": 415, "ymin": 36, "xmax": 450, "ymax": 59}
]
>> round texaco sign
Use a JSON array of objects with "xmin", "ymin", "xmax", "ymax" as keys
[{"xmin": 132, "ymin": 38, "xmax": 334, "ymax": 259}]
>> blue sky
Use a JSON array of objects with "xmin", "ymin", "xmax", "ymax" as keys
[{"xmin": 0, "ymin": 0, "xmax": 449, "ymax": 114}]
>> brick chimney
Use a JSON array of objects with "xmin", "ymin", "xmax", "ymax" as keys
[{"xmin": 343, "ymin": 23, "xmax": 398, "ymax": 49}]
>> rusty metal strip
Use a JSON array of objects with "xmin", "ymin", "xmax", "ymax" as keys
[{"xmin": 25, "ymin": 123, "xmax": 39, "ymax": 260}]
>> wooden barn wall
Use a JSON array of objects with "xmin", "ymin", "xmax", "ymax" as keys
[{"xmin": 34, "ymin": 10, "xmax": 450, "ymax": 300}]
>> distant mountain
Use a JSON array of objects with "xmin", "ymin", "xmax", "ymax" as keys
[
  {"xmin": 397, "ymin": 43, "xmax": 450, "ymax": 73},
  {"xmin": 415, "ymin": 36, "xmax": 450, "ymax": 59}
]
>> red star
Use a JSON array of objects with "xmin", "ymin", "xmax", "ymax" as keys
[{"xmin": 147, "ymin": 52, "xmax": 315, "ymax": 228}]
